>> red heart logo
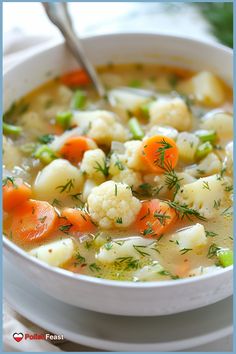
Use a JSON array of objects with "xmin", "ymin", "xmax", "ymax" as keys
[{"xmin": 13, "ymin": 332, "xmax": 24, "ymax": 342}]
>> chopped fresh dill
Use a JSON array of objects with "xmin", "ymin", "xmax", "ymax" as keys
[
  {"xmin": 38, "ymin": 134, "xmax": 54, "ymax": 144},
  {"xmin": 206, "ymin": 230, "xmax": 218, "ymax": 238},
  {"xmin": 133, "ymin": 245, "xmax": 150, "ymax": 257},
  {"xmin": 202, "ymin": 181, "xmax": 211, "ymax": 190},
  {"xmin": 2, "ymin": 176, "xmax": 17, "ymax": 188},
  {"xmin": 59, "ymin": 224, "xmax": 72, "ymax": 234},
  {"xmin": 52, "ymin": 198, "xmax": 62, "ymax": 207},
  {"xmin": 56, "ymin": 179, "xmax": 75, "ymax": 193},
  {"xmin": 154, "ymin": 210, "xmax": 171, "ymax": 225},
  {"xmin": 180, "ymin": 248, "xmax": 192, "ymax": 255},
  {"xmin": 114, "ymin": 256, "xmax": 140, "ymax": 271},
  {"xmin": 75, "ymin": 252, "xmax": 86, "ymax": 265},
  {"xmin": 89, "ymin": 263, "xmax": 101, "ymax": 272},
  {"xmin": 114, "ymin": 183, "xmax": 118, "ymax": 196},
  {"xmin": 116, "ymin": 217, "xmax": 123, "ymax": 224},
  {"xmin": 213, "ymin": 199, "xmax": 221, "ymax": 210},
  {"xmin": 166, "ymin": 201, "xmax": 206, "ymax": 221},
  {"xmin": 93, "ymin": 159, "xmax": 109, "ymax": 177},
  {"xmin": 207, "ymin": 243, "xmax": 221, "ymax": 258}
]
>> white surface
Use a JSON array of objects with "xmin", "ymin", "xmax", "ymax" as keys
[
  {"xmin": 3, "ymin": 34, "xmax": 233, "ymax": 317},
  {"xmin": 3, "ymin": 256, "xmax": 233, "ymax": 352}
]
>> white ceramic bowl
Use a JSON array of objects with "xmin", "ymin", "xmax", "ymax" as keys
[{"xmin": 3, "ymin": 33, "xmax": 233, "ymax": 316}]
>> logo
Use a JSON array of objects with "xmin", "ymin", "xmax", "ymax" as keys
[
  {"xmin": 13, "ymin": 333, "xmax": 24, "ymax": 342},
  {"xmin": 12, "ymin": 332, "xmax": 64, "ymax": 342}
]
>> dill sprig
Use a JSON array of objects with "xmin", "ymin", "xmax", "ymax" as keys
[
  {"xmin": 93, "ymin": 159, "xmax": 109, "ymax": 177},
  {"xmin": 56, "ymin": 179, "xmax": 75, "ymax": 193},
  {"xmin": 166, "ymin": 201, "xmax": 206, "ymax": 221},
  {"xmin": 154, "ymin": 138, "xmax": 173, "ymax": 168}
]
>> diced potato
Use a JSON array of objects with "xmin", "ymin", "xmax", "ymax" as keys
[
  {"xmin": 29, "ymin": 238, "xmax": 75, "ymax": 267},
  {"xmin": 200, "ymin": 112, "xmax": 233, "ymax": 141},
  {"xmin": 96, "ymin": 237, "xmax": 157, "ymax": 264},
  {"xmin": 185, "ymin": 153, "xmax": 222, "ymax": 178},
  {"xmin": 109, "ymin": 89, "xmax": 150, "ymax": 114},
  {"xmin": 173, "ymin": 223, "xmax": 207, "ymax": 249},
  {"xmin": 176, "ymin": 132, "xmax": 199, "ymax": 163},
  {"xmin": 33, "ymin": 159, "xmax": 84, "ymax": 202},
  {"xmin": 178, "ymin": 71, "xmax": 225, "ymax": 106}
]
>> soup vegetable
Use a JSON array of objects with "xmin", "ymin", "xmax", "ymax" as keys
[{"xmin": 3, "ymin": 64, "xmax": 233, "ymax": 282}]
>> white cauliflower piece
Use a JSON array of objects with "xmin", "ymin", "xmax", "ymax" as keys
[
  {"xmin": 146, "ymin": 125, "xmax": 178, "ymax": 140},
  {"xmin": 112, "ymin": 169, "xmax": 142, "ymax": 190},
  {"xmin": 97, "ymin": 237, "xmax": 157, "ymax": 264},
  {"xmin": 173, "ymin": 224, "xmax": 207, "ymax": 250},
  {"xmin": 185, "ymin": 153, "xmax": 222, "ymax": 178},
  {"xmin": 176, "ymin": 132, "xmax": 200, "ymax": 163},
  {"xmin": 175, "ymin": 174, "xmax": 230, "ymax": 218},
  {"xmin": 177, "ymin": 71, "xmax": 225, "ymax": 106},
  {"xmin": 176, "ymin": 172, "xmax": 197, "ymax": 186},
  {"xmin": 123, "ymin": 140, "xmax": 144, "ymax": 171},
  {"xmin": 109, "ymin": 153, "xmax": 127, "ymax": 176},
  {"xmin": 87, "ymin": 181, "xmax": 141, "ymax": 229},
  {"xmin": 80, "ymin": 149, "xmax": 107, "ymax": 182},
  {"xmin": 133, "ymin": 262, "xmax": 164, "ymax": 281},
  {"xmin": 29, "ymin": 238, "xmax": 74, "ymax": 267},
  {"xmin": 200, "ymin": 112, "xmax": 233, "ymax": 141},
  {"xmin": 33, "ymin": 159, "xmax": 84, "ymax": 202},
  {"xmin": 72, "ymin": 110, "xmax": 128, "ymax": 145},
  {"xmin": 149, "ymin": 97, "xmax": 192, "ymax": 131},
  {"xmin": 225, "ymin": 141, "xmax": 233, "ymax": 174}
]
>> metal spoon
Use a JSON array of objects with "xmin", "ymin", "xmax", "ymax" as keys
[
  {"xmin": 42, "ymin": 3, "xmax": 157, "ymax": 104},
  {"xmin": 42, "ymin": 2, "xmax": 106, "ymax": 98}
]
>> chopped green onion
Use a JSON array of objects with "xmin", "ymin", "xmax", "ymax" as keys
[
  {"xmin": 128, "ymin": 118, "xmax": 144, "ymax": 140},
  {"xmin": 195, "ymin": 141, "xmax": 213, "ymax": 160},
  {"xmin": 34, "ymin": 145, "xmax": 57, "ymax": 164},
  {"xmin": 38, "ymin": 134, "xmax": 54, "ymax": 144},
  {"xmin": 3, "ymin": 122, "xmax": 22, "ymax": 136},
  {"xmin": 140, "ymin": 102, "xmax": 151, "ymax": 119},
  {"xmin": 71, "ymin": 90, "xmax": 87, "ymax": 109},
  {"xmin": 20, "ymin": 143, "xmax": 37, "ymax": 155},
  {"xmin": 217, "ymin": 249, "xmax": 233, "ymax": 267},
  {"xmin": 195, "ymin": 129, "xmax": 217, "ymax": 143},
  {"xmin": 56, "ymin": 111, "xmax": 73, "ymax": 129},
  {"xmin": 129, "ymin": 79, "xmax": 142, "ymax": 88}
]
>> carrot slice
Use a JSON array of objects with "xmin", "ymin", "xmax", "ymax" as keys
[
  {"xmin": 3, "ymin": 177, "xmax": 32, "ymax": 212},
  {"xmin": 61, "ymin": 207, "xmax": 96, "ymax": 234},
  {"xmin": 61, "ymin": 69, "xmax": 90, "ymax": 87},
  {"xmin": 59, "ymin": 136, "xmax": 95, "ymax": 164},
  {"xmin": 141, "ymin": 135, "xmax": 179, "ymax": 173},
  {"xmin": 135, "ymin": 199, "xmax": 177, "ymax": 238},
  {"xmin": 11, "ymin": 200, "xmax": 57, "ymax": 245}
]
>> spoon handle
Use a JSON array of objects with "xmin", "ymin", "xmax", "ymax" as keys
[{"xmin": 42, "ymin": 2, "xmax": 106, "ymax": 97}]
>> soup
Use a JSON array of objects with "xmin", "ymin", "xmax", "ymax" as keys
[{"xmin": 3, "ymin": 64, "xmax": 233, "ymax": 282}]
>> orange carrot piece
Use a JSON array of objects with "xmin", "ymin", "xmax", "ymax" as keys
[
  {"xmin": 135, "ymin": 199, "xmax": 177, "ymax": 238},
  {"xmin": 61, "ymin": 207, "xmax": 96, "ymax": 233},
  {"xmin": 11, "ymin": 200, "xmax": 57, "ymax": 245},
  {"xmin": 61, "ymin": 69, "xmax": 90, "ymax": 87},
  {"xmin": 3, "ymin": 177, "xmax": 32, "ymax": 213},
  {"xmin": 141, "ymin": 135, "xmax": 179, "ymax": 173},
  {"xmin": 59, "ymin": 136, "xmax": 94, "ymax": 164}
]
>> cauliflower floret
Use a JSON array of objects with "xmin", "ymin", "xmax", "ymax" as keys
[
  {"xmin": 87, "ymin": 181, "xmax": 141, "ymax": 229},
  {"xmin": 185, "ymin": 153, "xmax": 222, "ymax": 178},
  {"xmin": 72, "ymin": 110, "xmax": 128, "ymax": 145},
  {"xmin": 149, "ymin": 97, "xmax": 192, "ymax": 131},
  {"xmin": 49, "ymin": 127, "xmax": 84, "ymax": 151},
  {"xmin": 200, "ymin": 112, "xmax": 233, "ymax": 141},
  {"xmin": 29, "ymin": 238, "xmax": 74, "ymax": 267},
  {"xmin": 146, "ymin": 125, "xmax": 178, "ymax": 140},
  {"xmin": 176, "ymin": 132, "xmax": 200, "ymax": 163},
  {"xmin": 112, "ymin": 169, "xmax": 142, "ymax": 190},
  {"xmin": 97, "ymin": 237, "xmax": 157, "ymax": 264},
  {"xmin": 109, "ymin": 153, "xmax": 127, "ymax": 176},
  {"xmin": 172, "ymin": 224, "xmax": 207, "ymax": 250},
  {"xmin": 175, "ymin": 174, "xmax": 231, "ymax": 219},
  {"xmin": 177, "ymin": 71, "xmax": 225, "ymax": 106},
  {"xmin": 133, "ymin": 262, "xmax": 164, "ymax": 281},
  {"xmin": 33, "ymin": 159, "xmax": 84, "ymax": 202},
  {"xmin": 80, "ymin": 149, "xmax": 107, "ymax": 183},
  {"xmin": 224, "ymin": 141, "xmax": 233, "ymax": 174}
]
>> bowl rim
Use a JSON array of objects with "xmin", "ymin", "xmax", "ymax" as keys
[{"xmin": 3, "ymin": 32, "xmax": 233, "ymax": 289}]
